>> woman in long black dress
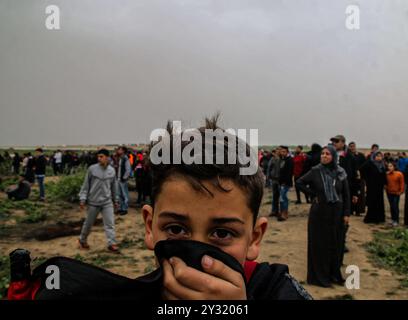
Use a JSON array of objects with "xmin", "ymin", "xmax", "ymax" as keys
[
  {"xmin": 360, "ymin": 151, "xmax": 386, "ymax": 224},
  {"xmin": 296, "ymin": 145, "xmax": 350, "ymax": 288}
]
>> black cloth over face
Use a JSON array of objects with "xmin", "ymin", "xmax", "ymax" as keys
[
  {"xmin": 154, "ymin": 240, "xmax": 245, "ymax": 278},
  {"xmin": 11, "ymin": 240, "xmax": 311, "ymax": 300},
  {"xmin": 296, "ymin": 166, "xmax": 350, "ymax": 287}
]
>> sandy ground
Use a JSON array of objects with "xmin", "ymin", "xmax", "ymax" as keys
[{"xmin": 1, "ymin": 186, "xmax": 407, "ymax": 300}]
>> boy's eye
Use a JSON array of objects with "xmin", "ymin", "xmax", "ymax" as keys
[
  {"xmin": 165, "ymin": 224, "xmax": 187, "ymax": 236},
  {"xmin": 212, "ymin": 229, "xmax": 234, "ymax": 240}
]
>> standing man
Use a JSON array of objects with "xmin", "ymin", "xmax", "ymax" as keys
[
  {"xmin": 34, "ymin": 148, "xmax": 47, "ymax": 201},
  {"xmin": 277, "ymin": 146, "xmax": 294, "ymax": 221},
  {"xmin": 117, "ymin": 146, "xmax": 131, "ymax": 215},
  {"xmin": 268, "ymin": 148, "xmax": 282, "ymax": 217},
  {"xmin": 293, "ymin": 146, "xmax": 309, "ymax": 204},
  {"xmin": 78, "ymin": 149, "xmax": 120, "ymax": 253},
  {"xmin": 368, "ymin": 144, "xmax": 380, "ymax": 159},
  {"xmin": 12, "ymin": 152, "xmax": 21, "ymax": 175},
  {"xmin": 330, "ymin": 135, "xmax": 358, "ymax": 256},
  {"xmin": 348, "ymin": 141, "xmax": 367, "ymax": 216},
  {"xmin": 330, "ymin": 136, "xmax": 358, "ymax": 202},
  {"xmin": 54, "ymin": 150, "xmax": 63, "ymax": 175}
]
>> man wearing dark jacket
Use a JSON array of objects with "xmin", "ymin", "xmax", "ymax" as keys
[
  {"xmin": 34, "ymin": 148, "xmax": 47, "ymax": 201},
  {"xmin": 330, "ymin": 135, "xmax": 358, "ymax": 256},
  {"xmin": 330, "ymin": 136, "xmax": 358, "ymax": 201},
  {"xmin": 348, "ymin": 142, "xmax": 366, "ymax": 216},
  {"xmin": 277, "ymin": 146, "xmax": 294, "ymax": 221},
  {"xmin": 267, "ymin": 148, "xmax": 282, "ymax": 217}
]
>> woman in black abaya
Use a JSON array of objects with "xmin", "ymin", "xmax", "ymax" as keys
[
  {"xmin": 360, "ymin": 151, "xmax": 386, "ymax": 224},
  {"xmin": 296, "ymin": 145, "xmax": 350, "ymax": 288}
]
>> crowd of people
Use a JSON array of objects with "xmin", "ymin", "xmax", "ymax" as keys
[
  {"xmin": 259, "ymin": 135, "xmax": 408, "ymax": 288},
  {"xmin": 2, "ymin": 137, "xmax": 408, "ymax": 288},
  {"xmin": 0, "ymin": 147, "xmax": 153, "ymax": 207}
]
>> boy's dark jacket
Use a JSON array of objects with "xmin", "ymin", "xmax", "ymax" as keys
[{"xmin": 7, "ymin": 241, "xmax": 312, "ymax": 300}]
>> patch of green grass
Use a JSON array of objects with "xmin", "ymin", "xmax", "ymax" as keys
[
  {"xmin": 46, "ymin": 170, "xmax": 86, "ymax": 203},
  {"xmin": 366, "ymin": 228, "xmax": 408, "ymax": 287},
  {"xmin": 17, "ymin": 211, "xmax": 47, "ymax": 224},
  {"xmin": 73, "ymin": 254, "xmax": 85, "ymax": 262},
  {"xmin": 400, "ymin": 278, "xmax": 408, "ymax": 288},
  {"xmin": 119, "ymin": 236, "xmax": 145, "ymax": 250},
  {"xmin": 0, "ymin": 199, "xmax": 48, "ymax": 224},
  {"xmin": 86, "ymin": 254, "xmax": 116, "ymax": 269}
]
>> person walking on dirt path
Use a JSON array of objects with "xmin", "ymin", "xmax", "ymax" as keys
[
  {"xmin": 117, "ymin": 146, "xmax": 131, "ymax": 215},
  {"xmin": 78, "ymin": 149, "xmax": 120, "ymax": 253}
]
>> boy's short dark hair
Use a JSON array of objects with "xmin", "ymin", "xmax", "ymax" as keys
[
  {"xmin": 118, "ymin": 146, "xmax": 128, "ymax": 153},
  {"xmin": 297, "ymin": 145, "xmax": 303, "ymax": 150},
  {"xmin": 35, "ymin": 148, "xmax": 43, "ymax": 153},
  {"xmin": 372, "ymin": 144, "xmax": 379, "ymax": 149},
  {"xmin": 279, "ymin": 146, "xmax": 289, "ymax": 151},
  {"xmin": 97, "ymin": 149, "xmax": 110, "ymax": 157},
  {"xmin": 149, "ymin": 115, "xmax": 264, "ymax": 223}
]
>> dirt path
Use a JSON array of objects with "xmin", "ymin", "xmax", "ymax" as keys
[{"xmin": 1, "ymin": 189, "xmax": 407, "ymax": 300}]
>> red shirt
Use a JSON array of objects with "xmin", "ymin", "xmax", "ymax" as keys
[{"xmin": 293, "ymin": 153, "xmax": 307, "ymax": 178}]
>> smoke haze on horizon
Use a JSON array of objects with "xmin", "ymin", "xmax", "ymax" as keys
[{"xmin": 1, "ymin": 0, "xmax": 408, "ymax": 149}]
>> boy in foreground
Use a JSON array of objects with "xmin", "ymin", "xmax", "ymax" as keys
[
  {"xmin": 139, "ymin": 116, "xmax": 311, "ymax": 300},
  {"xmin": 7, "ymin": 117, "xmax": 311, "ymax": 300}
]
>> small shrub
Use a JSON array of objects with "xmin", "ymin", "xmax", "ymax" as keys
[
  {"xmin": 0, "ymin": 200, "xmax": 47, "ymax": 224},
  {"xmin": 46, "ymin": 170, "xmax": 86, "ymax": 203}
]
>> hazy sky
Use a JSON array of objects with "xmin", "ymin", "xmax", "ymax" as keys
[{"xmin": 1, "ymin": 0, "xmax": 408, "ymax": 148}]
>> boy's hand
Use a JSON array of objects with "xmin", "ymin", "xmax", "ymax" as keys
[
  {"xmin": 79, "ymin": 202, "xmax": 85, "ymax": 211},
  {"xmin": 162, "ymin": 255, "xmax": 247, "ymax": 300}
]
